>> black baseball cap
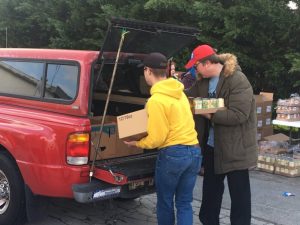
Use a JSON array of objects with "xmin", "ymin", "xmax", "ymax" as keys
[{"xmin": 141, "ymin": 52, "xmax": 168, "ymax": 69}]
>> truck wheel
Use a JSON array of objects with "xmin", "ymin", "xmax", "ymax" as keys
[{"xmin": 0, "ymin": 152, "xmax": 26, "ymax": 225}]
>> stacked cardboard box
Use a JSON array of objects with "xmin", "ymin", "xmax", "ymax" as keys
[
  {"xmin": 257, "ymin": 133, "xmax": 300, "ymax": 177},
  {"xmin": 274, "ymin": 156, "xmax": 300, "ymax": 177},
  {"xmin": 257, "ymin": 153, "xmax": 300, "ymax": 177},
  {"xmin": 276, "ymin": 97, "xmax": 300, "ymax": 121},
  {"xmin": 255, "ymin": 92, "xmax": 274, "ymax": 141},
  {"xmin": 90, "ymin": 114, "xmax": 144, "ymax": 161},
  {"xmin": 257, "ymin": 134, "xmax": 288, "ymax": 173},
  {"xmin": 257, "ymin": 153, "xmax": 276, "ymax": 173}
]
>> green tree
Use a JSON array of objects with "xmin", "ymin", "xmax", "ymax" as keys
[
  {"xmin": 193, "ymin": 0, "xmax": 300, "ymax": 97},
  {"xmin": 0, "ymin": 0, "xmax": 53, "ymax": 47},
  {"xmin": 0, "ymin": 0, "xmax": 299, "ymax": 98}
]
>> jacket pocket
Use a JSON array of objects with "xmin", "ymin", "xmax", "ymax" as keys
[
  {"xmin": 215, "ymin": 127, "xmax": 245, "ymax": 163},
  {"xmin": 242, "ymin": 112, "xmax": 257, "ymax": 149}
]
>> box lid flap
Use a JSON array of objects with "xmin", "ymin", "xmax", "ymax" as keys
[
  {"xmin": 260, "ymin": 92, "xmax": 274, "ymax": 101},
  {"xmin": 255, "ymin": 95, "xmax": 264, "ymax": 103},
  {"xmin": 263, "ymin": 133, "xmax": 289, "ymax": 142}
]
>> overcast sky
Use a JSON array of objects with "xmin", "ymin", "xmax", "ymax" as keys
[{"xmin": 288, "ymin": 1, "xmax": 298, "ymax": 9}]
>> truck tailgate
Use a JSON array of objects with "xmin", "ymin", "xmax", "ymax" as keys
[
  {"xmin": 73, "ymin": 152, "xmax": 157, "ymax": 203},
  {"xmin": 94, "ymin": 152, "xmax": 157, "ymax": 180}
]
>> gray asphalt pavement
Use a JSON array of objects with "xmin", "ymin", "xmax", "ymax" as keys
[{"xmin": 26, "ymin": 170, "xmax": 300, "ymax": 225}]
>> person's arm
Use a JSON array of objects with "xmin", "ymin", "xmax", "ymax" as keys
[
  {"xmin": 212, "ymin": 73, "xmax": 253, "ymax": 126},
  {"xmin": 135, "ymin": 99, "xmax": 169, "ymax": 149}
]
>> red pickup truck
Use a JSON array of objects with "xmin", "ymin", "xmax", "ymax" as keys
[{"xmin": 0, "ymin": 18, "xmax": 198, "ymax": 225}]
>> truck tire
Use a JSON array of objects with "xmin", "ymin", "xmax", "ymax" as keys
[{"xmin": 0, "ymin": 152, "xmax": 26, "ymax": 225}]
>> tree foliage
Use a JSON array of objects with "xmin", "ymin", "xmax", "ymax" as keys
[{"xmin": 0, "ymin": 0, "xmax": 299, "ymax": 98}]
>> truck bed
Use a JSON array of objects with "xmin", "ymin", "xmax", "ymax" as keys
[{"xmin": 94, "ymin": 152, "xmax": 157, "ymax": 180}]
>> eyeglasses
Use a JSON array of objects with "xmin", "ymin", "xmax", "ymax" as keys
[{"xmin": 193, "ymin": 61, "xmax": 200, "ymax": 69}]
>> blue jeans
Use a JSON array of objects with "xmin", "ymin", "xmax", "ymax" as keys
[{"xmin": 155, "ymin": 145, "xmax": 202, "ymax": 225}]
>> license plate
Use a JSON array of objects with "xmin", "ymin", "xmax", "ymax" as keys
[
  {"xmin": 93, "ymin": 187, "xmax": 121, "ymax": 199},
  {"xmin": 128, "ymin": 178, "xmax": 154, "ymax": 190}
]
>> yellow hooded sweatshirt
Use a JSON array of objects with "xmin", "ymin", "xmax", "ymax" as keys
[{"xmin": 136, "ymin": 78, "xmax": 198, "ymax": 149}]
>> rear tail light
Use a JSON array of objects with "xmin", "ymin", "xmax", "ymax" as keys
[{"xmin": 66, "ymin": 133, "xmax": 90, "ymax": 165}]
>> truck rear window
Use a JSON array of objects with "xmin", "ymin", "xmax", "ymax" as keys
[
  {"xmin": 0, "ymin": 60, "xmax": 79, "ymax": 101},
  {"xmin": 45, "ymin": 64, "xmax": 78, "ymax": 100}
]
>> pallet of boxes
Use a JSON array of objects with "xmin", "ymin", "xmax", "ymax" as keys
[
  {"xmin": 257, "ymin": 95, "xmax": 300, "ymax": 177},
  {"xmin": 274, "ymin": 96, "xmax": 300, "ymax": 177},
  {"xmin": 257, "ymin": 135, "xmax": 289, "ymax": 174}
]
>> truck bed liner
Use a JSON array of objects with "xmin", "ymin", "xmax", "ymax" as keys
[{"xmin": 94, "ymin": 152, "xmax": 157, "ymax": 180}]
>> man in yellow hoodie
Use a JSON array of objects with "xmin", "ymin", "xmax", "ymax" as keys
[{"xmin": 125, "ymin": 52, "xmax": 202, "ymax": 225}]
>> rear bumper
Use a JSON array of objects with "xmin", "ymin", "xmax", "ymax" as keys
[{"xmin": 73, "ymin": 178, "xmax": 155, "ymax": 203}]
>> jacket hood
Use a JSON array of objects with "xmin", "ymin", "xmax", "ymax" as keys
[
  {"xmin": 151, "ymin": 78, "xmax": 184, "ymax": 99},
  {"xmin": 218, "ymin": 53, "xmax": 239, "ymax": 77}
]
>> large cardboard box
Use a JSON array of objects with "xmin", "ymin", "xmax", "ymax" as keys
[
  {"xmin": 117, "ymin": 109, "xmax": 148, "ymax": 141},
  {"xmin": 261, "ymin": 92, "xmax": 273, "ymax": 115},
  {"xmin": 90, "ymin": 116, "xmax": 143, "ymax": 160},
  {"xmin": 261, "ymin": 125, "xmax": 273, "ymax": 138},
  {"xmin": 257, "ymin": 114, "xmax": 272, "ymax": 128},
  {"xmin": 257, "ymin": 115, "xmax": 263, "ymax": 128},
  {"xmin": 257, "ymin": 126, "xmax": 274, "ymax": 141},
  {"xmin": 90, "ymin": 116, "xmax": 117, "ymax": 160},
  {"xmin": 255, "ymin": 95, "xmax": 264, "ymax": 115},
  {"xmin": 255, "ymin": 92, "xmax": 273, "ymax": 115},
  {"xmin": 257, "ymin": 128, "xmax": 262, "ymax": 141},
  {"xmin": 263, "ymin": 114, "xmax": 272, "ymax": 126}
]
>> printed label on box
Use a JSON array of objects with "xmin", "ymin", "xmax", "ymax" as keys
[
  {"xmin": 257, "ymin": 133, "xmax": 262, "ymax": 140},
  {"xmin": 257, "ymin": 107, "xmax": 262, "ymax": 114},
  {"xmin": 265, "ymin": 118, "xmax": 271, "ymax": 125},
  {"xmin": 118, "ymin": 114, "xmax": 133, "ymax": 121},
  {"xmin": 257, "ymin": 120, "xmax": 263, "ymax": 127},
  {"xmin": 266, "ymin": 105, "xmax": 272, "ymax": 113}
]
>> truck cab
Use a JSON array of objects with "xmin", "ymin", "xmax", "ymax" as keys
[{"xmin": 0, "ymin": 17, "xmax": 198, "ymax": 225}]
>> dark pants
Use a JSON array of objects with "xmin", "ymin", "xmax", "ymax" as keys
[{"xmin": 199, "ymin": 145, "xmax": 251, "ymax": 225}]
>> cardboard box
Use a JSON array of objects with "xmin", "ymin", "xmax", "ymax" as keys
[
  {"xmin": 263, "ymin": 133, "xmax": 290, "ymax": 142},
  {"xmin": 257, "ymin": 115, "xmax": 272, "ymax": 128},
  {"xmin": 264, "ymin": 114, "xmax": 272, "ymax": 126},
  {"xmin": 257, "ymin": 153, "xmax": 276, "ymax": 173},
  {"xmin": 255, "ymin": 92, "xmax": 273, "ymax": 115},
  {"xmin": 90, "ymin": 116, "xmax": 117, "ymax": 160},
  {"xmin": 117, "ymin": 109, "xmax": 148, "ymax": 141},
  {"xmin": 261, "ymin": 125, "xmax": 273, "ymax": 138},
  {"xmin": 193, "ymin": 107, "xmax": 226, "ymax": 114},
  {"xmin": 255, "ymin": 95, "xmax": 263, "ymax": 115},
  {"xmin": 90, "ymin": 116, "xmax": 143, "ymax": 160},
  {"xmin": 257, "ymin": 128, "xmax": 262, "ymax": 141},
  {"xmin": 261, "ymin": 92, "xmax": 273, "ymax": 114},
  {"xmin": 257, "ymin": 115, "xmax": 263, "ymax": 128}
]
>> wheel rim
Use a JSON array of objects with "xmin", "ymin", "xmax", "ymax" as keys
[{"xmin": 0, "ymin": 170, "xmax": 10, "ymax": 214}]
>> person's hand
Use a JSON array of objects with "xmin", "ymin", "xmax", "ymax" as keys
[
  {"xmin": 124, "ymin": 141, "xmax": 137, "ymax": 147},
  {"xmin": 202, "ymin": 113, "xmax": 212, "ymax": 120}
]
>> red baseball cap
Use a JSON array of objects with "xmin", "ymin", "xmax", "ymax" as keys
[{"xmin": 185, "ymin": 44, "xmax": 216, "ymax": 69}]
